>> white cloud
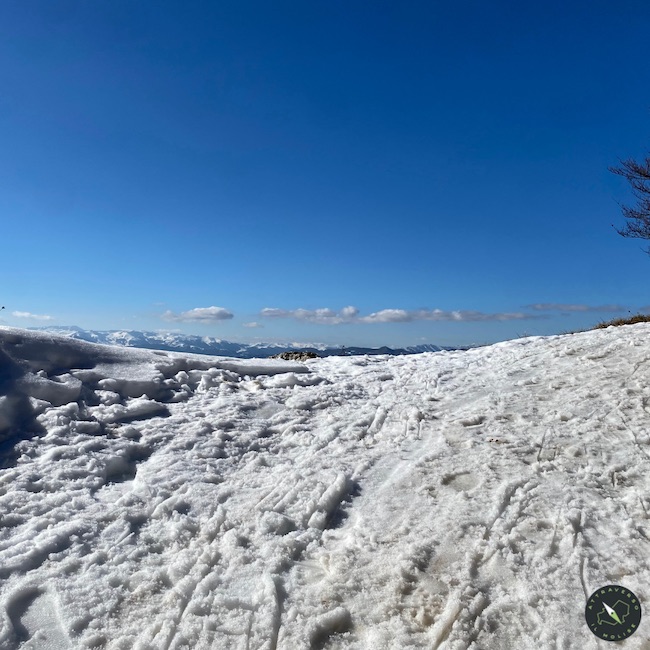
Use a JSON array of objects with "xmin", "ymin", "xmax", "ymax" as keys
[
  {"xmin": 259, "ymin": 308, "xmax": 287, "ymax": 319},
  {"xmin": 261, "ymin": 306, "xmax": 539, "ymax": 325},
  {"xmin": 12, "ymin": 311, "xmax": 54, "ymax": 321},
  {"xmin": 360, "ymin": 309, "xmax": 412, "ymax": 323},
  {"xmin": 359, "ymin": 309, "xmax": 534, "ymax": 323},
  {"xmin": 340, "ymin": 306, "xmax": 359, "ymax": 318},
  {"xmin": 162, "ymin": 306, "xmax": 234, "ymax": 323},
  {"xmin": 526, "ymin": 303, "xmax": 626, "ymax": 313},
  {"xmin": 260, "ymin": 307, "xmax": 357, "ymax": 325},
  {"xmin": 243, "ymin": 322, "xmax": 263, "ymax": 328}
]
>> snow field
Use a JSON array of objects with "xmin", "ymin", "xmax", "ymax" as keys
[{"xmin": 0, "ymin": 325, "xmax": 650, "ymax": 648}]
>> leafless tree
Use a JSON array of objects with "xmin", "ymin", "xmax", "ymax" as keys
[{"xmin": 611, "ymin": 153, "xmax": 650, "ymax": 254}]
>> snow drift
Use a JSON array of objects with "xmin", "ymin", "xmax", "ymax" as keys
[{"xmin": 0, "ymin": 324, "xmax": 649, "ymax": 649}]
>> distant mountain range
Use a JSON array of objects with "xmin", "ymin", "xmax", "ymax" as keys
[{"xmin": 27, "ymin": 326, "xmax": 471, "ymax": 358}]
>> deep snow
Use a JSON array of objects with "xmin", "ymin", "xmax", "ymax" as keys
[{"xmin": 1, "ymin": 324, "xmax": 649, "ymax": 649}]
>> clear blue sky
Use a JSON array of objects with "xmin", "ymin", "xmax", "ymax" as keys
[{"xmin": 1, "ymin": 1, "xmax": 649, "ymax": 347}]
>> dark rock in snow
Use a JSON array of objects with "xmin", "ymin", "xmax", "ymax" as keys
[{"xmin": 270, "ymin": 351, "xmax": 320, "ymax": 361}]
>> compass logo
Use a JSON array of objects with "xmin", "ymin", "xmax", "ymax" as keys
[{"xmin": 585, "ymin": 585, "xmax": 642, "ymax": 641}]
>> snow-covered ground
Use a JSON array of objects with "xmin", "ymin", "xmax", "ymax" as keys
[{"xmin": 1, "ymin": 324, "xmax": 649, "ymax": 649}]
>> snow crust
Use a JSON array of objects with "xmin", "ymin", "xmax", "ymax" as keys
[{"xmin": 1, "ymin": 324, "xmax": 650, "ymax": 648}]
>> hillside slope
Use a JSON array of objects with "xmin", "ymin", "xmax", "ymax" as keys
[{"xmin": 0, "ymin": 324, "xmax": 649, "ymax": 648}]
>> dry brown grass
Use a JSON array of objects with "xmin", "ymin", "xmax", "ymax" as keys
[{"xmin": 593, "ymin": 313, "xmax": 650, "ymax": 329}]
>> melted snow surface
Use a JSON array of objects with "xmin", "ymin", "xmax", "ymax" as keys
[{"xmin": 1, "ymin": 325, "xmax": 649, "ymax": 649}]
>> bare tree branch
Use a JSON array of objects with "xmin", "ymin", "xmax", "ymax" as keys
[{"xmin": 610, "ymin": 155, "xmax": 650, "ymax": 254}]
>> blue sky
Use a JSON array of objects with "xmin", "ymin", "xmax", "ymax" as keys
[{"xmin": 1, "ymin": 1, "xmax": 649, "ymax": 347}]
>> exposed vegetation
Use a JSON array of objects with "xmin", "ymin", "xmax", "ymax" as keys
[{"xmin": 594, "ymin": 313, "xmax": 650, "ymax": 329}]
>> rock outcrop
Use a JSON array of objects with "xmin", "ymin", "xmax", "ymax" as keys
[{"xmin": 270, "ymin": 351, "xmax": 320, "ymax": 361}]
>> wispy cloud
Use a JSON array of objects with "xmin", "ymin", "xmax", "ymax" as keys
[
  {"xmin": 162, "ymin": 306, "xmax": 234, "ymax": 322},
  {"xmin": 261, "ymin": 306, "xmax": 540, "ymax": 325},
  {"xmin": 12, "ymin": 311, "xmax": 54, "ymax": 321},
  {"xmin": 260, "ymin": 307, "xmax": 359, "ymax": 325},
  {"xmin": 525, "ymin": 303, "xmax": 626, "ymax": 313},
  {"xmin": 243, "ymin": 322, "xmax": 263, "ymax": 328},
  {"xmin": 359, "ymin": 309, "xmax": 536, "ymax": 323}
]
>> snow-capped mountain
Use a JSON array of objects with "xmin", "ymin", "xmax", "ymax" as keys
[{"xmin": 28, "ymin": 326, "xmax": 467, "ymax": 358}]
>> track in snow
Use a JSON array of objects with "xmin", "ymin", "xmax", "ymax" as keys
[{"xmin": 1, "ymin": 325, "xmax": 650, "ymax": 648}]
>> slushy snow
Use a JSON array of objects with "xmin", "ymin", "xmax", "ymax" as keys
[{"xmin": 1, "ymin": 324, "xmax": 649, "ymax": 648}]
